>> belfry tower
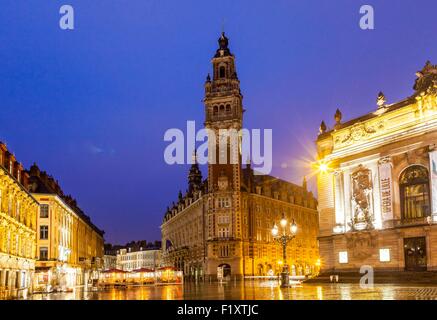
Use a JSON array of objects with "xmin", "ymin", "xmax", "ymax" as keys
[{"xmin": 204, "ymin": 32, "xmax": 244, "ymax": 277}]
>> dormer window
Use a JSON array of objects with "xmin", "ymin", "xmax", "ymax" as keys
[
  {"xmin": 9, "ymin": 160, "xmax": 13, "ymax": 174},
  {"xmin": 219, "ymin": 66, "xmax": 226, "ymax": 78},
  {"xmin": 17, "ymin": 170, "xmax": 21, "ymax": 183}
]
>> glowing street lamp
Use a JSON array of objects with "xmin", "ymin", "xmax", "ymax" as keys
[{"xmin": 271, "ymin": 214, "xmax": 297, "ymax": 288}]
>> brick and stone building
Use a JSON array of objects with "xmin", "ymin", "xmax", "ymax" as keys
[{"xmin": 161, "ymin": 33, "xmax": 319, "ymax": 280}]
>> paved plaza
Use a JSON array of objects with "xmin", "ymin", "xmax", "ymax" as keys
[{"xmin": 23, "ymin": 280, "xmax": 437, "ymax": 300}]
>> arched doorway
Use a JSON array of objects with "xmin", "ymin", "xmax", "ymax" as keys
[
  {"xmin": 400, "ymin": 165, "xmax": 431, "ymax": 220},
  {"xmin": 218, "ymin": 264, "xmax": 231, "ymax": 278}
]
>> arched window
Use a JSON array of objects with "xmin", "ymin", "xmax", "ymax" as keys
[
  {"xmin": 226, "ymin": 104, "xmax": 231, "ymax": 113},
  {"xmin": 213, "ymin": 105, "xmax": 218, "ymax": 115},
  {"xmin": 400, "ymin": 165, "xmax": 430, "ymax": 220},
  {"xmin": 219, "ymin": 66, "xmax": 226, "ymax": 78}
]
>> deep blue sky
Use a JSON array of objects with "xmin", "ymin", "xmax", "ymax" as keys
[{"xmin": 0, "ymin": 1, "xmax": 436, "ymax": 244}]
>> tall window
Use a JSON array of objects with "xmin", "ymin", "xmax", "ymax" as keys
[
  {"xmin": 39, "ymin": 247, "xmax": 48, "ymax": 261},
  {"xmin": 40, "ymin": 204, "xmax": 49, "ymax": 218},
  {"xmin": 219, "ymin": 245, "xmax": 229, "ymax": 257},
  {"xmin": 218, "ymin": 198, "xmax": 230, "ymax": 208},
  {"xmin": 219, "ymin": 66, "xmax": 226, "ymax": 78},
  {"xmin": 400, "ymin": 165, "xmax": 430, "ymax": 220},
  {"xmin": 40, "ymin": 225, "xmax": 49, "ymax": 240}
]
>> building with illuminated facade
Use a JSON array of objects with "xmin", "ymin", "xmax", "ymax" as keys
[
  {"xmin": 0, "ymin": 142, "xmax": 39, "ymax": 299},
  {"xmin": 316, "ymin": 61, "xmax": 437, "ymax": 272},
  {"xmin": 27, "ymin": 164, "xmax": 105, "ymax": 292},
  {"xmin": 116, "ymin": 247, "xmax": 162, "ymax": 272},
  {"xmin": 161, "ymin": 33, "xmax": 319, "ymax": 280}
]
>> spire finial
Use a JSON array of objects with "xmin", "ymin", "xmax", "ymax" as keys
[
  {"xmin": 334, "ymin": 108, "xmax": 342, "ymax": 125},
  {"xmin": 192, "ymin": 149, "xmax": 197, "ymax": 164},
  {"xmin": 302, "ymin": 176, "xmax": 307, "ymax": 191},
  {"xmin": 319, "ymin": 121, "xmax": 327, "ymax": 135}
]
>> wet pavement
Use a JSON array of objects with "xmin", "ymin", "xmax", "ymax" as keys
[{"xmin": 23, "ymin": 280, "xmax": 437, "ymax": 300}]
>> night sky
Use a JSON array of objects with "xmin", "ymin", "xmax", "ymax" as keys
[{"xmin": 0, "ymin": 0, "xmax": 436, "ymax": 244}]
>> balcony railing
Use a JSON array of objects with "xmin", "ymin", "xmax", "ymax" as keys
[{"xmin": 387, "ymin": 216, "xmax": 434, "ymax": 228}]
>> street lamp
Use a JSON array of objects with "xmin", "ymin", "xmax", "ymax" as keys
[{"xmin": 271, "ymin": 214, "xmax": 297, "ymax": 288}]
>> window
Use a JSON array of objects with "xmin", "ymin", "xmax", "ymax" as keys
[
  {"xmin": 219, "ymin": 245, "xmax": 229, "ymax": 257},
  {"xmin": 15, "ymin": 201, "xmax": 20, "ymax": 219},
  {"xmin": 40, "ymin": 225, "xmax": 49, "ymax": 240},
  {"xmin": 400, "ymin": 165, "xmax": 430, "ymax": 220},
  {"xmin": 218, "ymin": 198, "xmax": 230, "ymax": 208},
  {"xmin": 339, "ymin": 251, "xmax": 348, "ymax": 264},
  {"xmin": 218, "ymin": 227, "xmax": 230, "ymax": 238},
  {"xmin": 379, "ymin": 248, "xmax": 390, "ymax": 262},
  {"xmin": 8, "ymin": 196, "xmax": 12, "ymax": 216},
  {"xmin": 218, "ymin": 215, "xmax": 230, "ymax": 224},
  {"xmin": 219, "ymin": 66, "xmax": 226, "ymax": 78},
  {"xmin": 39, "ymin": 247, "xmax": 48, "ymax": 261}
]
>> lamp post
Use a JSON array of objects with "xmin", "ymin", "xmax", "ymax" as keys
[{"xmin": 271, "ymin": 214, "xmax": 297, "ymax": 288}]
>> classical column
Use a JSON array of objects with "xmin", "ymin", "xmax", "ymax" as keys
[
  {"xmin": 367, "ymin": 161, "xmax": 382, "ymax": 230},
  {"xmin": 333, "ymin": 170, "xmax": 345, "ymax": 232},
  {"xmin": 378, "ymin": 157, "xmax": 394, "ymax": 227},
  {"xmin": 428, "ymin": 146, "xmax": 437, "ymax": 220},
  {"xmin": 342, "ymin": 168, "xmax": 352, "ymax": 231}
]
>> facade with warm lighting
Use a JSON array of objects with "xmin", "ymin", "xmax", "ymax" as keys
[
  {"xmin": 0, "ymin": 142, "xmax": 39, "ymax": 299},
  {"xmin": 316, "ymin": 61, "xmax": 437, "ymax": 272},
  {"xmin": 116, "ymin": 247, "xmax": 162, "ymax": 271},
  {"xmin": 27, "ymin": 164, "xmax": 105, "ymax": 292},
  {"xmin": 161, "ymin": 33, "xmax": 319, "ymax": 280}
]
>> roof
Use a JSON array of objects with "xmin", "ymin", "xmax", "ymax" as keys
[{"xmin": 317, "ymin": 60, "xmax": 437, "ymax": 141}]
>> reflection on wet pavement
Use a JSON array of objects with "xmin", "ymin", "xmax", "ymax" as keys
[{"xmin": 25, "ymin": 280, "xmax": 437, "ymax": 300}]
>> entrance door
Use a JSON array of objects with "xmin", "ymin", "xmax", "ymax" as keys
[
  {"xmin": 404, "ymin": 237, "xmax": 427, "ymax": 271},
  {"xmin": 218, "ymin": 264, "xmax": 231, "ymax": 279}
]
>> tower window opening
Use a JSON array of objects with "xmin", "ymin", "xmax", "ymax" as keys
[
  {"xmin": 219, "ymin": 66, "xmax": 226, "ymax": 78},
  {"xmin": 226, "ymin": 104, "xmax": 231, "ymax": 113}
]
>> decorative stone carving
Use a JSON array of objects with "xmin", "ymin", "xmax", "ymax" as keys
[
  {"xmin": 346, "ymin": 232, "xmax": 377, "ymax": 261},
  {"xmin": 414, "ymin": 61, "xmax": 437, "ymax": 95},
  {"xmin": 334, "ymin": 121, "xmax": 385, "ymax": 148},
  {"xmin": 377, "ymin": 91, "xmax": 386, "ymax": 108},
  {"xmin": 349, "ymin": 165, "xmax": 374, "ymax": 231}
]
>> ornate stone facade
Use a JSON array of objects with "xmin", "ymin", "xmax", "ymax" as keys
[
  {"xmin": 161, "ymin": 34, "xmax": 319, "ymax": 280},
  {"xmin": 317, "ymin": 61, "xmax": 437, "ymax": 272},
  {"xmin": 0, "ymin": 142, "xmax": 39, "ymax": 299}
]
